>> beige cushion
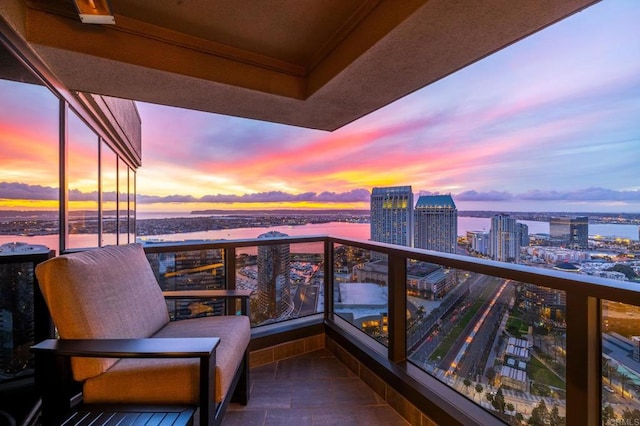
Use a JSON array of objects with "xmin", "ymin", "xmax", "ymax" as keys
[
  {"xmin": 83, "ymin": 315, "xmax": 250, "ymax": 404},
  {"xmin": 35, "ymin": 244, "xmax": 169, "ymax": 381}
]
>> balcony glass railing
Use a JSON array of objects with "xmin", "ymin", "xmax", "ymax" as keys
[
  {"xmin": 140, "ymin": 235, "xmax": 640, "ymax": 425},
  {"xmin": 2, "ymin": 236, "xmax": 637, "ymax": 424},
  {"xmin": 602, "ymin": 301, "xmax": 640, "ymax": 424},
  {"xmin": 333, "ymin": 243, "xmax": 389, "ymax": 346},
  {"xmin": 0, "ymin": 248, "xmax": 54, "ymax": 384}
]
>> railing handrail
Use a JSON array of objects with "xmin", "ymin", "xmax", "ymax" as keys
[{"xmin": 142, "ymin": 234, "xmax": 640, "ymax": 305}]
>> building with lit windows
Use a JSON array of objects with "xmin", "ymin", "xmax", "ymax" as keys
[
  {"xmin": 490, "ymin": 214, "xmax": 521, "ymax": 263},
  {"xmin": 370, "ymin": 186, "xmax": 414, "ymax": 248},
  {"xmin": 518, "ymin": 222, "xmax": 529, "ymax": 247},
  {"xmin": 549, "ymin": 216, "xmax": 589, "ymax": 249},
  {"xmin": 467, "ymin": 231, "xmax": 490, "ymax": 256},
  {"xmin": 257, "ymin": 231, "xmax": 291, "ymax": 320},
  {"xmin": 414, "ymin": 194, "xmax": 457, "ymax": 253}
]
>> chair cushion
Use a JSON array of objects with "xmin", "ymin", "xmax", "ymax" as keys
[
  {"xmin": 82, "ymin": 315, "xmax": 250, "ymax": 404},
  {"xmin": 35, "ymin": 244, "xmax": 170, "ymax": 381}
]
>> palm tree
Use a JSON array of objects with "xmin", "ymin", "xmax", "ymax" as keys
[
  {"xmin": 603, "ymin": 357, "xmax": 618, "ymax": 388},
  {"xmin": 602, "ymin": 357, "xmax": 610, "ymax": 382},
  {"xmin": 620, "ymin": 373, "xmax": 630, "ymax": 398},
  {"xmin": 463, "ymin": 378, "xmax": 472, "ymax": 395},
  {"xmin": 475, "ymin": 383, "xmax": 483, "ymax": 402}
]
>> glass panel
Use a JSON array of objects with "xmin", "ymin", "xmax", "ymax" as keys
[
  {"xmin": 101, "ymin": 142, "xmax": 117, "ymax": 246},
  {"xmin": 333, "ymin": 243, "xmax": 389, "ymax": 346},
  {"xmin": 237, "ymin": 240, "xmax": 324, "ymax": 326},
  {"xmin": 0, "ymin": 261, "xmax": 37, "ymax": 380},
  {"xmin": 67, "ymin": 110, "xmax": 99, "ymax": 249},
  {"xmin": 0, "ymin": 78, "xmax": 59, "ymax": 252},
  {"xmin": 408, "ymin": 269, "xmax": 567, "ymax": 424},
  {"xmin": 147, "ymin": 249, "xmax": 225, "ymax": 321},
  {"xmin": 0, "ymin": 250, "xmax": 51, "ymax": 396},
  {"xmin": 602, "ymin": 301, "xmax": 640, "ymax": 424},
  {"xmin": 128, "ymin": 167, "xmax": 135, "ymax": 243},
  {"xmin": 118, "ymin": 158, "xmax": 128, "ymax": 244}
]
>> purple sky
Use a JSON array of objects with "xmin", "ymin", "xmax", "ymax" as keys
[{"xmin": 134, "ymin": 1, "xmax": 640, "ymax": 213}]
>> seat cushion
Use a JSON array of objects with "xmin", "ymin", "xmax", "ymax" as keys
[
  {"xmin": 35, "ymin": 244, "xmax": 170, "ymax": 381},
  {"xmin": 82, "ymin": 315, "xmax": 250, "ymax": 404}
]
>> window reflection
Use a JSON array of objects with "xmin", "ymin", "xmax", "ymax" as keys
[
  {"xmin": 67, "ymin": 110, "xmax": 99, "ymax": 249},
  {"xmin": 118, "ymin": 158, "xmax": 129, "ymax": 244},
  {"xmin": 101, "ymin": 142, "xmax": 117, "ymax": 246},
  {"xmin": 0, "ymin": 79, "xmax": 59, "ymax": 251},
  {"xmin": 128, "ymin": 167, "xmax": 136, "ymax": 243}
]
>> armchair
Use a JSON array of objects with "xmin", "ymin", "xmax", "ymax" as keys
[{"xmin": 31, "ymin": 243, "xmax": 251, "ymax": 426}]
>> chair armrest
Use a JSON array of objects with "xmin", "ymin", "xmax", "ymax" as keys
[
  {"xmin": 163, "ymin": 289, "xmax": 252, "ymax": 316},
  {"xmin": 31, "ymin": 337, "xmax": 219, "ymax": 359},
  {"xmin": 31, "ymin": 338, "xmax": 219, "ymax": 426}
]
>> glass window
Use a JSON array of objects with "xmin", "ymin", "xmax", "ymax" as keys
[
  {"xmin": 0, "ymin": 43, "xmax": 59, "ymax": 417},
  {"xmin": 0, "ymin": 79, "xmax": 60, "ymax": 252},
  {"xmin": 67, "ymin": 109, "xmax": 99, "ymax": 249},
  {"xmin": 118, "ymin": 158, "xmax": 129, "ymax": 244},
  {"xmin": 128, "ymin": 167, "xmax": 136, "ymax": 243},
  {"xmin": 101, "ymin": 142, "xmax": 117, "ymax": 246}
]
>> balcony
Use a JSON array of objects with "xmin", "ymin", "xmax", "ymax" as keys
[
  {"xmin": 1, "ymin": 233, "xmax": 640, "ymax": 424},
  {"xmin": 1, "ymin": 1, "xmax": 638, "ymax": 424},
  {"xmin": 102, "ymin": 235, "xmax": 636, "ymax": 425}
]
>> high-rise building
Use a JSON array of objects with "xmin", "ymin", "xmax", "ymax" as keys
[
  {"xmin": 467, "ymin": 231, "xmax": 490, "ymax": 256},
  {"xmin": 370, "ymin": 186, "xmax": 414, "ymax": 247},
  {"xmin": 490, "ymin": 214, "xmax": 521, "ymax": 263},
  {"xmin": 257, "ymin": 231, "xmax": 291, "ymax": 320},
  {"xmin": 518, "ymin": 223, "xmax": 530, "ymax": 247},
  {"xmin": 549, "ymin": 216, "xmax": 589, "ymax": 249},
  {"xmin": 414, "ymin": 194, "xmax": 458, "ymax": 253}
]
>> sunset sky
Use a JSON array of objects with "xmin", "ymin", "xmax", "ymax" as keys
[
  {"xmin": 1, "ymin": 1, "xmax": 639, "ymax": 214},
  {"xmin": 134, "ymin": 0, "xmax": 640, "ymax": 213}
]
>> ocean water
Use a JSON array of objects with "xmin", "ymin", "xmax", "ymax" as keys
[{"xmin": 1, "ymin": 216, "xmax": 637, "ymax": 250}]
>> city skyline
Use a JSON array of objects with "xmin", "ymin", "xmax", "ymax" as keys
[{"xmin": 1, "ymin": 1, "xmax": 639, "ymax": 214}]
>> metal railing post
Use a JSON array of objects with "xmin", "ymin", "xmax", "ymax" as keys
[
  {"xmin": 225, "ymin": 247, "xmax": 237, "ymax": 315},
  {"xmin": 566, "ymin": 293, "xmax": 600, "ymax": 426},
  {"xmin": 324, "ymin": 238, "xmax": 333, "ymax": 322},
  {"xmin": 388, "ymin": 253, "xmax": 406, "ymax": 363}
]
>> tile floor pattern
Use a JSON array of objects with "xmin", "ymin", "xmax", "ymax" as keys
[{"xmin": 223, "ymin": 349, "xmax": 410, "ymax": 426}]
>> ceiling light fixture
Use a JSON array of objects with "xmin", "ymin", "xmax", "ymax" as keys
[{"xmin": 74, "ymin": 0, "xmax": 115, "ymax": 24}]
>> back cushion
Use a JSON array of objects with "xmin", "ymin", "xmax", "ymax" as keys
[{"xmin": 35, "ymin": 243, "xmax": 170, "ymax": 381}]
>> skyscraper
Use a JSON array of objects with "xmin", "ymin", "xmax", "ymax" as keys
[
  {"xmin": 370, "ymin": 186, "xmax": 413, "ymax": 247},
  {"xmin": 414, "ymin": 194, "xmax": 458, "ymax": 253},
  {"xmin": 257, "ymin": 231, "xmax": 291, "ymax": 320},
  {"xmin": 549, "ymin": 216, "xmax": 588, "ymax": 249},
  {"xmin": 518, "ymin": 223, "xmax": 530, "ymax": 248},
  {"xmin": 490, "ymin": 214, "xmax": 521, "ymax": 263}
]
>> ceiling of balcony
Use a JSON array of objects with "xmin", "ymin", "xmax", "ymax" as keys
[{"xmin": 15, "ymin": 0, "xmax": 598, "ymax": 130}]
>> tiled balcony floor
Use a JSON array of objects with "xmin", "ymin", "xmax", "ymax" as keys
[{"xmin": 223, "ymin": 349, "xmax": 409, "ymax": 426}]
